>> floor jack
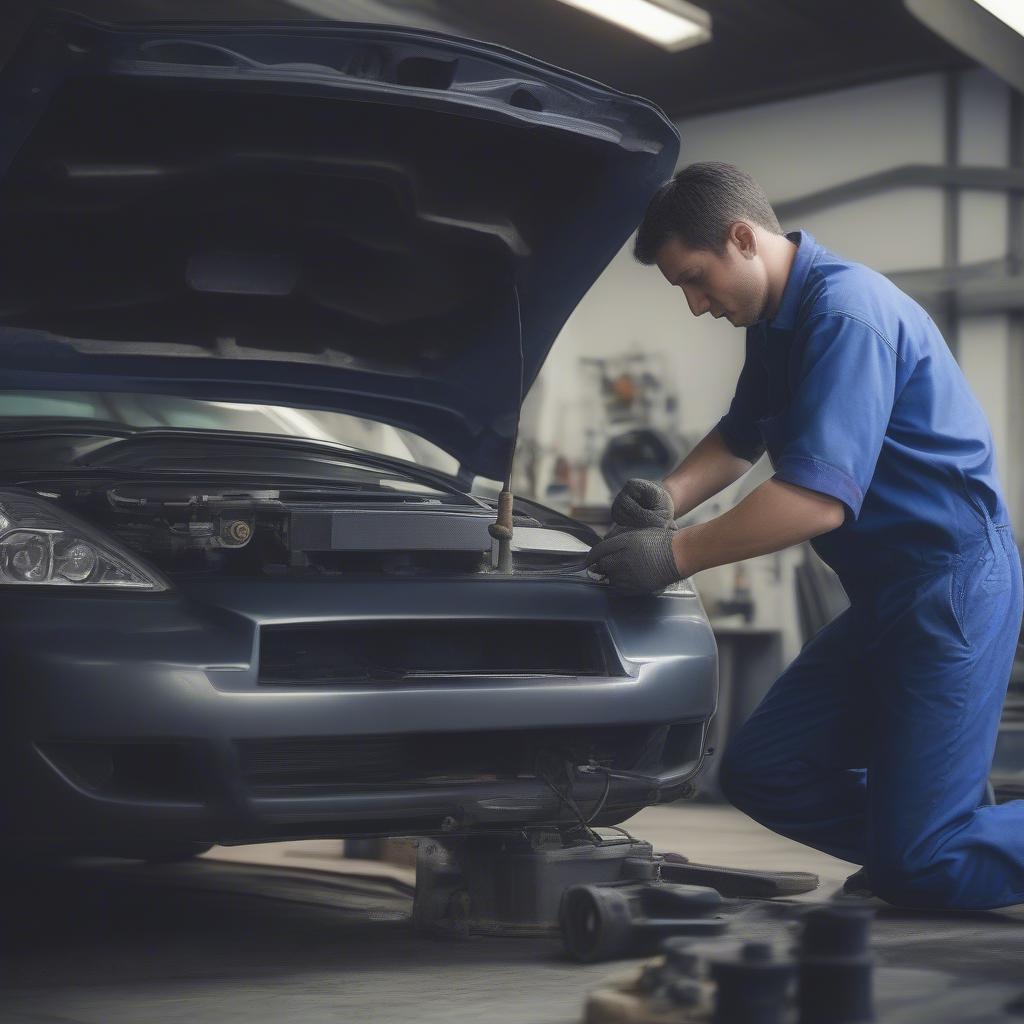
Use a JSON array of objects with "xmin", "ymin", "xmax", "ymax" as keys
[{"xmin": 412, "ymin": 825, "xmax": 820, "ymax": 959}]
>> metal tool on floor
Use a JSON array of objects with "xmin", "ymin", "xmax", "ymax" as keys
[
  {"xmin": 580, "ymin": 938, "xmax": 797, "ymax": 1024},
  {"xmin": 710, "ymin": 941, "xmax": 796, "ymax": 1024},
  {"xmin": 560, "ymin": 877, "xmax": 726, "ymax": 962},
  {"xmin": 414, "ymin": 829, "xmax": 660, "ymax": 937},
  {"xmin": 580, "ymin": 905, "xmax": 878, "ymax": 1024},
  {"xmin": 659, "ymin": 851, "xmax": 820, "ymax": 900},
  {"xmin": 798, "ymin": 906, "xmax": 875, "ymax": 1024},
  {"xmin": 412, "ymin": 826, "xmax": 819, "ymax": 939}
]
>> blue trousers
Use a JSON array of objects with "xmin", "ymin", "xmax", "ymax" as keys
[{"xmin": 720, "ymin": 524, "xmax": 1024, "ymax": 909}]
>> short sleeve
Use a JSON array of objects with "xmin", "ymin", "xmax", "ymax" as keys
[
  {"xmin": 716, "ymin": 330, "xmax": 767, "ymax": 463},
  {"xmin": 772, "ymin": 311, "xmax": 898, "ymax": 520}
]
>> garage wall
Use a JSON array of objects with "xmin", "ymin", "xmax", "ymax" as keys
[
  {"xmin": 521, "ymin": 68, "xmax": 1022, "ymax": 657},
  {"xmin": 528, "ymin": 68, "xmax": 1023, "ymax": 523}
]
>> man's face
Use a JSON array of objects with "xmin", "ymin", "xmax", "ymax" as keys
[{"xmin": 654, "ymin": 227, "xmax": 769, "ymax": 328}]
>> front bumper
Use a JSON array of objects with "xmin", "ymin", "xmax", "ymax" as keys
[{"xmin": 1, "ymin": 576, "xmax": 717, "ymax": 850}]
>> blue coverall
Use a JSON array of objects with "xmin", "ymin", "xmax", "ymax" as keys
[{"xmin": 715, "ymin": 231, "xmax": 1024, "ymax": 910}]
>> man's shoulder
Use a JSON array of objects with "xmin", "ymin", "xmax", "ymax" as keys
[
  {"xmin": 796, "ymin": 246, "xmax": 921, "ymax": 349},
  {"xmin": 800, "ymin": 248, "xmax": 893, "ymax": 317}
]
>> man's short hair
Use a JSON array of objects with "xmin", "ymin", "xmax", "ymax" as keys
[{"xmin": 633, "ymin": 161, "xmax": 782, "ymax": 264}]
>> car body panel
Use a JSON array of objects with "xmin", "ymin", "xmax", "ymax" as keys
[
  {"xmin": 0, "ymin": 14, "xmax": 680, "ymax": 479},
  {"xmin": 3, "ymin": 576, "xmax": 715, "ymax": 848},
  {"xmin": 0, "ymin": 17, "xmax": 712, "ymax": 855}
]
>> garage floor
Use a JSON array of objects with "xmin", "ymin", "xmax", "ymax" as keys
[{"xmin": 3, "ymin": 804, "xmax": 1023, "ymax": 1023}]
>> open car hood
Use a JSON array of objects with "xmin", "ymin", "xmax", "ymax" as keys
[{"xmin": 0, "ymin": 14, "xmax": 679, "ymax": 480}]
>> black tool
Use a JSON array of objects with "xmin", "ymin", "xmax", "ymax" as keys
[
  {"xmin": 711, "ymin": 941, "xmax": 796, "ymax": 1024},
  {"xmin": 798, "ymin": 906, "xmax": 876, "ymax": 1023},
  {"xmin": 559, "ymin": 878, "xmax": 725, "ymax": 962},
  {"xmin": 660, "ymin": 851, "xmax": 820, "ymax": 898}
]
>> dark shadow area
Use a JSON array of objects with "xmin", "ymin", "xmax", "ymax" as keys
[{"xmin": 0, "ymin": 857, "xmax": 1021, "ymax": 1024}]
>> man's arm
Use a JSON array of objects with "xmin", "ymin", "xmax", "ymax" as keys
[
  {"xmin": 671, "ymin": 477, "xmax": 844, "ymax": 576},
  {"xmin": 585, "ymin": 477, "xmax": 843, "ymax": 595},
  {"xmin": 661, "ymin": 426, "xmax": 757, "ymax": 519},
  {"xmin": 671, "ymin": 311, "xmax": 901, "ymax": 574},
  {"xmin": 591, "ymin": 313, "xmax": 898, "ymax": 595}
]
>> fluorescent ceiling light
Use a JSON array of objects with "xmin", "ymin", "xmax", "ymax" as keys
[
  {"xmin": 553, "ymin": 0, "xmax": 711, "ymax": 52},
  {"xmin": 969, "ymin": 0, "xmax": 1024, "ymax": 36},
  {"xmin": 906, "ymin": 0, "xmax": 1024, "ymax": 93}
]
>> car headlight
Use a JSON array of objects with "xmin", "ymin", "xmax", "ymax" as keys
[{"xmin": 0, "ymin": 490, "xmax": 167, "ymax": 590}]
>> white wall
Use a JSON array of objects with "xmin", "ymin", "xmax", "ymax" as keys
[{"xmin": 525, "ymin": 68, "xmax": 1022, "ymax": 654}]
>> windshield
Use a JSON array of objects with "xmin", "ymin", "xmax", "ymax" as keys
[{"xmin": 0, "ymin": 391, "xmax": 462, "ymax": 476}]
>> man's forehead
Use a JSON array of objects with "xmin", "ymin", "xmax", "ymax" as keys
[{"xmin": 655, "ymin": 236, "xmax": 707, "ymax": 277}]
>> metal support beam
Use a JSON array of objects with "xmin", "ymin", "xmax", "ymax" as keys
[
  {"xmin": 888, "ymin": 260, "xmax": 1024, "ymax": 315},
  {"xmin": 1010, "ymin": 90, "xmax": 1024, "ymax": 275},
  {"xmin": 887, "ymin": 257, "xmax": 1008, "ymax": 294},
  {"xmin": 942, "ymin": 71, "xmax": 961, "ymax": 356},
  {"xmin": 773, "ymin": 164, "xmax": 1024, "ymax": 222},
  {"xmin": 1008, "ymin": 87, "xmax": 1024, "ymax": 529}
]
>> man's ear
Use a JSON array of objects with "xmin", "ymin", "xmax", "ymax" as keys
[{"xmin": 730, "ymin": 221, "xmax": 757, "ymax": 259}]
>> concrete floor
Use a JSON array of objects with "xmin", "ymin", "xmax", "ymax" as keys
[{"xmin": 2, "ymin": 804, "xmax": 1023, "ymax": 1023}]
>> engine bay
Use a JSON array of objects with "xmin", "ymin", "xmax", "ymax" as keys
[{"xmin": 46, "ymin": 482, "xmax": 590, "ymax": 579}]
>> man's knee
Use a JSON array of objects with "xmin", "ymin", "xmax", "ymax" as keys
[
  {"xmin": 867, "ymin": 845, "xmax": 964, "ymax": 909},
  {"xmin": 718, "ymin": 731, "xmax": 829, "ymax": 819},
  {"xmin": 718, "ymin": 736, "xmax": 764, "ymax": 813}
]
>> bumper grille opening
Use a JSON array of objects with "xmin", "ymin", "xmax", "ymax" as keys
[
  {"xmin": 258, "ymin": 620, "xmax": 625, "ymax": 686},
  {"xmin": 236, "ymin": 725, "xmax": 656, "ymax": 793},
  {"xmin": 38, "ymin": 740, "xmax": 203, "ymax": 802}
]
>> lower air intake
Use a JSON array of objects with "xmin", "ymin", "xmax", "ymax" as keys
[
  {"xmin": 236, "ymin": 724, "xmax": 658, "ymax": 791},
  {"xmin": 258, "ymin": 620, "xmax": 625, "ymax": 685}
]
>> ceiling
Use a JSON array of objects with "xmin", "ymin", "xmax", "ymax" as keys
[{"xmin": 32, "ymin": 0, "xmax": 973, "ymax": 120}]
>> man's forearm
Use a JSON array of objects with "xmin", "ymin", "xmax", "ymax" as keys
[
  {"xmin": 671, "ymin": 477, "xmax": 845, "ymax": 576},
  {"xmin": 661, "ymin": 427, "xmax": 756, "ymax": 519}
]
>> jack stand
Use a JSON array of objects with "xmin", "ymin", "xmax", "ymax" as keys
[
  {"xmin": 412, "ymin": 828, "xmax": 819, "ymax": 939},
  {"xmin": 413, "ymin": 828, "xmax": 659, "ymax": 937}
]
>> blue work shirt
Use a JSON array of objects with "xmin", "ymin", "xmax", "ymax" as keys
[{"xmin": 716, "ymin": 230, "xmax": 1009, "ymax": 590}]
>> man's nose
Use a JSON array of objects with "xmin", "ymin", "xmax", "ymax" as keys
[{"xmin": 682, "ymin": 286, "xmax": 709, "ymax": 317}]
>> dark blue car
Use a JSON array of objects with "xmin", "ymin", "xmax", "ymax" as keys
[{"xmin": 0, "ymin": 13, "xmax": 715, "ymax": 859}]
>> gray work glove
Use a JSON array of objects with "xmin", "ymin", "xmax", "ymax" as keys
[
  {"xmin": 585, "ymin": 526, "xmax": 682, "ymax": 596},
  {"xmin": 606, "ymin": 478, "xmax": 677, "ymax": 539}
]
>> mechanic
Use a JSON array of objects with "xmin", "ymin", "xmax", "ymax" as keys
[{"xmin": 586, "ymin": 161, "xmax": 1024, "ymax": 910}]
